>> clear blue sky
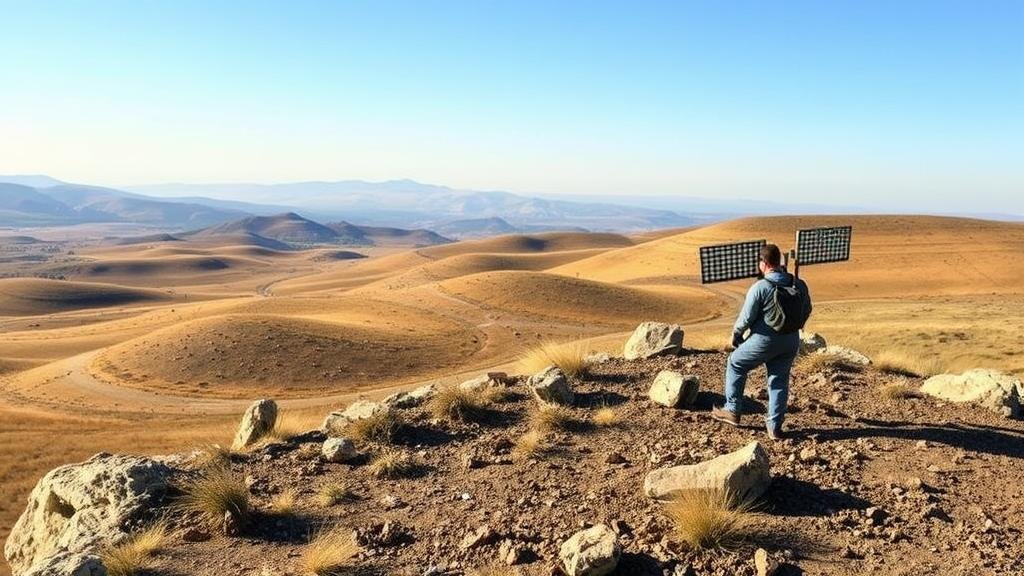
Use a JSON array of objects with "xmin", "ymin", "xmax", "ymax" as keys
[{"xmin": 1, "ymin": 1, "xmax": 1021, "ymax": 213}]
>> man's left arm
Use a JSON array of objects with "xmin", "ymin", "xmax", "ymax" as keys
[{"xmin": 732, "ymin": 283, "xmax": 761, "ymax": 346}]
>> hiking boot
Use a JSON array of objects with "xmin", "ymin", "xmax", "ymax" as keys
[
  {"xmin": 710, "ymin": 406, "xmax": 741, "ymax": 427},
  {"xmin": 766, "ymin": 425, "xmax": 786, "ymax": 441}
]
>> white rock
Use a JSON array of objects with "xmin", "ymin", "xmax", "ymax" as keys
[
  {"xmin": 383, "ymin": 384, "xmax": 437, "ymax": 409},
  {"xmin": 648, "ymin": 371, "xmax": 700, "ymax": 408},
  {"xmin": 231, "ymin": 399, "xmax": 278, "ymax": 450},
  {"xmin": 920, "ymin": 369, "xmax": 1022, "ymax": 418},
  {"xmin": 321, "ymin": 400, "xmax": 388, "ymax": 432},
  {"xmin": 4, "ymin": 454, "xmax": 171, "ymax": 576},
  {"xmin": 623, "ymin": 322, "xmax": 684, "ymax": 360},
  {"xmin": 528, "ymin": 366, "xmax": 574, "ymax": 405},
  {"xmin": 321, "ymin": 438, "xmax": 358, "ymax": 463},
  {"xmin": 559, "ymin": 524, "xmax": 620, "ymax": 576},
  {"xmin": 644, "ymin": 441, "xmax": 771, "ymax": 502},
  {"xmin": 818, "ymin": 345, "xmax": 872, "ymax": 365},
  {"xmin": 23, "ymin": 552, "xmax": 107, "ymax": 576},
  {"xmin": 457, "ymin": 373, "xmax": 509, "ymax": 393},
  {"xmin": 799, "ymin": 331, "xmax": 827, "ymax": 355}
]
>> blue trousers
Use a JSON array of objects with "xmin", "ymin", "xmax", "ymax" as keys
[{"xmin": 724, "ymin": 332, "xmax": 800, "ymax": 430}]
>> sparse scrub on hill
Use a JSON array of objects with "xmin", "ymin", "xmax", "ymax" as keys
[
  {"xmin": 345, "ymin": 411, "xmax": 402, "ymax": 443},
  {"xmin": 513, "ymin": 429, "xmax": 549, "ymax": 458},
  {"xmin": 176, "ymin": 467, "xmax": 251, "ymax": 527},
  {"xmin": 269, "ymin": 488, "xmax": 298, "ymax": 516},
  {"xmin": 101, "ymin": 522, "xmax": 168, "ymax": 576},
  {"xmin": 301, "ymin": 529, "xmax": 360, "ymax": 576},
  {"xmin": 369, "ymin": 448, "xmax": 420, "ymax": 478},
  {"xmin": 191, "ymin": 443, "xmax": 241, "ymax": 468},
  {"xmin": 518, "ymin": 340, "xmax": 592, "ymax": 378},
  {"xmin": 879, "ymin": 382, "xmax": 925, "ymax": 401},
  {"xmin": 665, "ymin": 489, "xmax": 756, "ymax": 550},
  {"xmin": 797, "ymin": 352, "xmax": 862, "ymax": 374},
  {"xmin": 430, "ymin": 386, "xmax": 491, "ymax": 421},
  {"xmin": 529, "ymin": 403, "xmax": 576, "ymax": 432},
  {"xmin": 592, "ymin": 405, "xmax": 621, "ymax": 427},
  {"xmin": 872, "ymin": 350, "xmax": 944, "ymax": 378},
  {"xmin": 316, "ymin": 483, "xmax": 357, "ymax": 507}
]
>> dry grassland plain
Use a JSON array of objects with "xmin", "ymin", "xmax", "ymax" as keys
[{"xmin": 1, "ymin": 215, "xmax": 1023, "ymax": 574}]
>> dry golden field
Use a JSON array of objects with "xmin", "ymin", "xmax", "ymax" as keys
[{"xmin": 1, "ymin": 215, "xmax": 1023, "ymax": 574}]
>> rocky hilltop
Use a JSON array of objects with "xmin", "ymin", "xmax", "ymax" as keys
[{"xmin": 5, "ymin": 324, "xmax": 1023, "ymax": 576}]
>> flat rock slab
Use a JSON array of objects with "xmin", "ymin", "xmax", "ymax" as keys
[
  {"xmin": 644, "ymin": 441, "xmax": 771, "ymax": 502},
  {"xmin": 921, "ymin": 369, "xmax": 1022, "ymax": 418}
]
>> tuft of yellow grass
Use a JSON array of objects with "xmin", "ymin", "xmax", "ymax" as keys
[
  {"xmin": 430, "ymin": 386, "xmax": 490, "ymax": 421},
  {"xmin": 368, "ymin": 448, "xmax": 419, "ymax": 479},
  {"xmin": 591, "ymin": 405, "xmax": 621, "ymax": 427},
  {"xmin": 796, "ymin": 351, "xmax": 862, "ymax": 374},
  {"xmin": 176, "ymin": 467, "xmax": 251, "ymax": 527},
  {"xmin": 345, "ymin": 411, "xmax": 402, "ymax": 444},
  {"xmin": 664, "ymin": 489, "xmax": 756, "ymax": 550},
  {"xmin": 513, "ymin": 429, "xmax": 549, "ymax": 458},
  {"xmin": 316, "ymin": 483, "xmax": 357, "ymax": 507},
  {"xmin": 260, "ymin": 412, "xmax": 319, "ymax": 445},
  {"xmin": 101, "ymin": 522, "xmax": 168, "ymax": 576},
  {"xmin": 879, "ymin": 382, "xmax": 924, "ymax": 400},
  {"xmin": 518, "ymin": 340, "xmax": 591, "ymax": 378},
  {"xmin": 191, "ymin": 443, "xmax": 240, "ymax": 469},
  {"xmin": 529, "ymin": 403, "xmax": 576, "ymax": 433},
  {"xmin": 301, "ymin": 529, "xmax": 360, "ymax": 576},
  {"xmin": 270, "ymin": 488, "xmax": 299, "ymax": 516},
  {"xmin": 872, "ymin": 350, "xmax": 944, "ymax": 378}
]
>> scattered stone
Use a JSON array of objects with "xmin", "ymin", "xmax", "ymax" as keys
[
  {"xmin": 4, "ymin": 454, "xmax": 171, "ymax": 575},
  {"xmin": 458, "ymin": 372, "xmax": 509, "ymax": 393},
  {"xmin": 864, "ymin": 507, "xmax": 887, "ymax": 524},
  {"xmin": 498, "ymin": 539, "xmax": 532, "ymax": 565},
  {"xmin": 584, "ymin": 352, "xmax": 613, "ymax": 365},
  {"xmin": 605, "ymin": 452, "xmax": 627, "ymax": 465},
  {"xmin": 180, "ymin": 527, "xmax": 211, "ymax": 543},
  {"xmin": 920, "ymin": 369, "xmax": 1022, "ymax": 418},
  {"xmin": 321, "ymin": 437, "xmax": 358, "ymax": 463},
  {"xmin": 818, "ymin": 346, "xmax": 872, "ymax": 366},
  {"xmin": 644, "ymin": 441, "xmax": 771, "ymax": 502},
  {"xmin": 799, "ymin": 446, "xmax": 819, "ymax": 463},
  {"xmin": 623, "ymin": 322, "xmax": 684, "ymax": 360},
  {"xmin": 355, "ymin": 521, "xmax": 411, "ymax": 548},
  {"xmin": 460, "ymin": 525, "xmax": 498, "ymax": 550},
  {"xmin": 383, "ymin": 384, "xmax": 437, "ymax": 409},
  {"xmin": 559, "ymin": 524, "xmax": 620, "ymax": 576},
  {"xmin": 799, "ymin": 331, "xmax": 828, "ymax": 355},
  {"xmin": 222, "ymin": 510, "xmax": 243, "ymax": 536},
  {"xmin": 754, "ymin": 547, "xmax": 779, "ymax": 576},
  {"xmin": 528, "ymin": 366, "xmax": 575, "ymax": 405},
  {"xmin": 380, "ymin": 495, "xmax": 405, "ymax": 510},
  {"xmin": 231, "ymin": 399, "xmax": 278, "ymax": 450},
  {"xmin": 321, "ymin": 400, "xmax": 388, "ymax": 431},
  {"xmin": 648, "ymin": 371, "xmax": 700, "ymax": 408},
  {"xmin": 22, "ymin": 552, "xmax": 107, "ymax": 576}
]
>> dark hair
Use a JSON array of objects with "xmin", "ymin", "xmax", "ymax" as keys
[{"xmin": 760, "ymin": 244, "xmax": 782, "ymax": 267}]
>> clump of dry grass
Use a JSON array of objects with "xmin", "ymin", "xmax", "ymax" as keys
[
  {"xmin": 872, "ymin": 350, "xmax": 944, "ymax": 378},
  {"xmin": 176, "ymin": 467, "xmax": 251, "ymax": 527},
  {"xmin": 368, "ymin": 448, "xmax": 420, "ymax": 478},
  {"xmin": 269, "ymin": 488, "xmax": 299, "ymax": 516},
  {"xmin": 530, "ymin": 403, "xmax": 576, "ymax": 432},
  {"xmin": 191, "ymin": 443, "xmax": 240, "ymax": 469},
  {"xmin": 101, "ymin": 522, "xmax": 168, "ymax": 576},
  {"xmin": 796, "ymin": 352, "xmax": 862, "ymax": 374},
  {"xmin": 518, "ymin": 340, "xmax": 592, "ymax": 378},
  {"xmin": 301, "ymin": 529, "xmax": 360, "ymax": 576},
  {"xmin": 345, "ymin": 411, "xmax": 402, "ymax": 444},
  {"xmin": 260, "ymin": 412, "xmax": 318, "ymax": 445},
  {"xmin": 879, "ymin": 382, "xmax": 924, "ymax": 400},
  {"xmin": 591, "ymin": 405, "xmax": 621, "ymax": 427},
  {"xmin": 430, "ymin": 386, "xmax": 491, "ymax": 421},
  {"xmin": 316, "ymin": 482, "xmax": 357, "ymax": 507},
  {"xmin": 513, "ymin": 429, "xmax": 549, "ymax": 458},
  {"xmin": 664, "ymin": 489, "xmax": 756, "ymax": 550}
]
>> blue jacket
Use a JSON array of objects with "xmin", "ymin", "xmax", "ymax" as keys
[{"xmin": 734, "ymin": 269, "xmax": 812, "ymax": 338}]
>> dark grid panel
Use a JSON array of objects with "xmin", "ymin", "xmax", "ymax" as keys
[
  {"xmin": 699, "ymin": 240, "xmax": 767, "ymax": 284},
  {"xmin": 796, "ymin": 226, "xmax": 852, "ymax": 265}
]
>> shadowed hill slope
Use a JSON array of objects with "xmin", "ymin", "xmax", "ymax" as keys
[{"xmin": 0, "ymin": 278, "xmax": 176, "ymax": 316}]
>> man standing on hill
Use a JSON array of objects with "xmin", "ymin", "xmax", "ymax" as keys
[{"xmin": 711, "ymin": 244, "xmax": 812, "ymax": 440}]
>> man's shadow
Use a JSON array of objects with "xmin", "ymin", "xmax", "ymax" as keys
[{"xmin": 799, "ymin": 419, "xmax": 1024, "ymax": 460}]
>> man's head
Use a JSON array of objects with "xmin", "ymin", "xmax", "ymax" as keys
[{"xmin": 759, "ymin": 244, "xmax": 782, "ymax": 274}]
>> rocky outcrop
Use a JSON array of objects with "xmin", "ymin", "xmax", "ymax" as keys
[
  {"xmin": 22, "ymin": 552, "xmax": 106, "ymax": 576},
  {"xmin": 920, "ymin": 369, "xmax": 1022, "ymax": 418},
  {"xmin": 819, "ymin": 345, "xmax": 872, "ymax": 365},
  {"xmin": 644, "ymin": 441, "xmax": 770, "ymax": 502},
  {"xmin": 648, "ymin": 371, "xmax": 700, "ymax": 408},
  {"xmin": 559, "ymin": 524, "xmax": 620, "ymax": 576},
  {"xmin": 322, "ymin": 400, "xmax": 388, "ymax": 431},
  {"xmin": 231, "ymin": 399, "xmax": 278, "ymax": 450},
  {"xmin": 799, "ymin": 332, "xmax": 827, "ymax": 355},
  {"xmin": 383, "ymin": 385, "xmax": 436, "ymax": 409},
  {"xmin": 5, "ymin": 454, "xmax": 171, "ymax": 576},
  {"xmin": 528, "ymin": 366, "xmax": 575, "ymax": 405},
  {"xmin": 458, "ymin": 372, "xmax": 510, "ymax": 393},
  {"xmin": 623, "ymin": 322, "xmax": 684, "ymax": 360}
]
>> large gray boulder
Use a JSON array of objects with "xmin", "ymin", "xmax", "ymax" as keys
[
  {"xmin": 528, "ymin": 366, "xmax": 574, "ymax": 405},
  {"xmin": 648, "ymin": 371, "xmax": 700, "ymax": 408},
  {"xmin": 920, "ymin": 369, "xmax": 1022, "ymax": 418},
  {"xmin": 321, "ymin": 400, "xmax": 388, "ymax": 432},
  {"xmin": 23, "ymin": 552, "xmax": 106, "ymax": 576},
  {"xmin": 623, "ymin": 322, "xmax": 684, "ymax": 360},
  {"xmin": 231, "ymin": 399, "xmax": 278, "ymax": 450},
  {"xmin": 4, "ymin": 454, "xmax": 171, "ymax": 576},
  {"xmin": 383, "ymin": 384, "xmax": 437, "ymax": 409},
  {"xmin": 559, "ymin": 524, "xmax": 620, "ymax": 576},
  {"xmin": 644, "ymin": 441, "xmax": 770, "ymax": 502}
]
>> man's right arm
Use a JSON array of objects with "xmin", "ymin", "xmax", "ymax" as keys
[{"xmin": 732, "ymin": 282, "xmax": 762, "ymax": 343}]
